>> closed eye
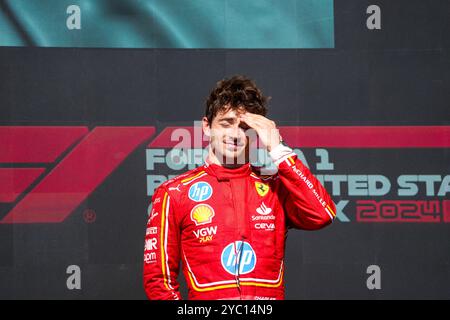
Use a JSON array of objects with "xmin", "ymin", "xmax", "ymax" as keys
[{"xmin": 239, "ymin": 122, "xmax": 250, "ymax": 131}]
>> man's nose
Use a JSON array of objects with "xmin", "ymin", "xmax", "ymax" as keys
[{"xmin": 229, "ymin": 123, "xmax": 246, "ymax": 139}]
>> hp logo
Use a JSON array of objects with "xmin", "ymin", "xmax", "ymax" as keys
[
  {"xmin": 221, "ymin": 241, "xmax": 256, "ymax": 276},
  {"xmin": 188, "ymin": 182, "xmax": 213, "ymax": 202}
]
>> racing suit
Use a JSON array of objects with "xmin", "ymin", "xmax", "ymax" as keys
[{"xmin": 143, "ymin": 144, "xmax": 336, "ymax": 300}]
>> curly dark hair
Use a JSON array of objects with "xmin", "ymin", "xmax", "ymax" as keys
[{"xmin": 205, "ymin": 75, "xmax": 269, "ymax": 123}]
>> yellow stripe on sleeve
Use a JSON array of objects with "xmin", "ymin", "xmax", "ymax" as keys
[{"xmin": 160, "ymin": 192, "xmax": 170, "ymax": 290}]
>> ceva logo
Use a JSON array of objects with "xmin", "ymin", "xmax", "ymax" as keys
[{"xmin": 0, "ymin": 126, "xmax": 154, "ymax": 223}]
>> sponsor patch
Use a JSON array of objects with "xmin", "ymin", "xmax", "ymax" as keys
[
  {"xmin": 252, "ymin": 215, "xmax": 275, "ymax": 221},
  {"xmin": 255, "ymin": 296, "xmax": 276, "ymax": 300},
  {"xmin": 188, "ymin": 181, "xmax": 213, "ymax": 202},
  {"xmin": 168, "ymin": 184, "xmax": 181, "ymax": 192},
  {"xmin": 256, "ymin": 202, "xmax": 272, "ymax": 215},
  {"xmin": 221, "ymin": 241, "xmax": 256, "ymax": 276},
  {"xmin": 193, "ymin": 225, "xmax": 217, "ymax": 243},
  {"xmin": 190, "ymin": 204, "xmax": 215, "ymax": 226},
  {"xmin": 145, "ymin": 238, "xmax": 157, "ymax": 251},
  {"xmin": 148, "ymin": 209, "xmax": 159, "ymax": 223},
  {"xmin": 146, "ymin": 227, "xmax": 158, "ymax": 235},
  {"xmin": 255, "ymin": 182, "xmax": 269, "ymax": 197},
  {"xmin": 144, "ymin": 252, "xmax": 156, "ymax": 264},
  {"xmin": 255, "ymin": 222, "xmax": 275, "ymax": 231}
]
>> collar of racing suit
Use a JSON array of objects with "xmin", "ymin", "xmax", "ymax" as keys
[{"xmin": 204, "ymin": 162, "xmax": 252, "ymax": 181}]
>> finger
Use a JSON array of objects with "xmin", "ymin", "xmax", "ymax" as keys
[
  {"xmin": 242, "ymin": 113, "xmax": 274, "ymax": 127},
  {"xmin": 238, "ymin": 117, "xmax": 251, "ymax": 130},
  {"xmin": 240, "ymin": 115, "xmax": 262, "ymax": 129},
  {"xmin": 249, "ymin": 118, "xmax": 270, "ymax": 130},
  {"xmin": 241, "ymin": 112, "xmax": 263, "ymax": 121}
]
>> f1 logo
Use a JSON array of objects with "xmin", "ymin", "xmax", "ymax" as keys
[{"xmin": 0, "ymin": 126, "xmax": 154, "ymax": 223}]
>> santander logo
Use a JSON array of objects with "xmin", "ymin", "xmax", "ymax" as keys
[{"xmin": 256, "ymin": 202, "xmax": 272, "ymax": 215}]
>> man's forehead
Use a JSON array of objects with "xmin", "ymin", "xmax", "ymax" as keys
[{"xmin": 215, "ymin": 107, "xmax": 245, "ymax": 119}]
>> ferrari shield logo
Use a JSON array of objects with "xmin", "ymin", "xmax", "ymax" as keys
[{"xmin": 255, "ymin": 182, "xmax": 269, "ymax": 197}]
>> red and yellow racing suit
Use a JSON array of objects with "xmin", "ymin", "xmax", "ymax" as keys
[{"xmin": 143, "ymin": 144, "xmax": 336, "ymax": 300}]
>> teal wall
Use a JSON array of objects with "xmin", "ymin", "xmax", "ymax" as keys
[{"xmin": 0, "ymin": 0, "xmax": 334, "ymax": 48}]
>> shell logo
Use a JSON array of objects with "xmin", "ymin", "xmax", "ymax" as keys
[{"xmin": 190, "ymin": 204, "xmax": 215, "ymax": 226}]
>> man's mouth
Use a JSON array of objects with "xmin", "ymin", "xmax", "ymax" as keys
[{"xmin": 224, "ymin": 141, "xmax": 245, "ymax": 150}]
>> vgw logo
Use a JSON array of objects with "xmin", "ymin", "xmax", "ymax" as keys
[
  {"xmin": 0, "ymin": 126, "xmax": 154, "ymax": 223},
  {"xmin": 221, "ymin": 241, "xmax": 256, "ymax": 276}
]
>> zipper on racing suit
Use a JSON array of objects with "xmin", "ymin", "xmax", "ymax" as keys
[{"xmin": 229, "ymin": 178, "xmax": 248, "ymax": 300}]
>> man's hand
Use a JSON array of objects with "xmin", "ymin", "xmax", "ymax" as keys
[{"xmin": 240, "ymin": 112, "xmax": 281, "ymax": 152}]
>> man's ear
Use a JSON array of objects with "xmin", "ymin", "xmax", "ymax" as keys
[{"xmin": 202, "ymin": 117, "xmax": 211, "ymax": 137}]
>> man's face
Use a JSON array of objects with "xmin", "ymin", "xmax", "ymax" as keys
[{"xmin": 203, "ymin": 107, "xmax": 251, "ymax": 165}]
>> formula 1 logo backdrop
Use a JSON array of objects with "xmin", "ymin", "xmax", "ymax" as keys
[
  {"xmin": 1, "ymin": 125, "xmax": 448, "ymax": 224},
  {"xmin": 146, "ymin": 125, "xmax": 450, "ymax": 224},
  {"xmin": 0, "ymin": 126, "xmax": 154, "ymax": 223}
]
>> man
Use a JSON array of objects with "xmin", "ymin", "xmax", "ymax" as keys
[{"xmin": 143, "ymin": 75, "xmax": 336, "ymax": 300}]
